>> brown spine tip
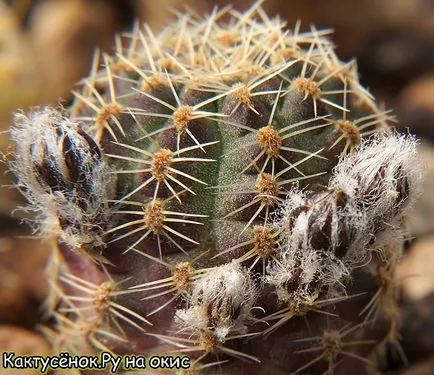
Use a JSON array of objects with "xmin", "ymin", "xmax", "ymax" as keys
[
  {"xmin": 151, "ymin": 148, "xmax": 174, "ymax": 181},
  {"xmin": 256, "ymin": 172, "xmax": 279, "ymax": 206},
  {"xmin": 252, "ymin": 226, "xmax": 277, "ymax": 259},
  {"xmin": 144, "ymin": 200, "xmax": 166, "ymax": 233},
  {"xmin": 96, "ymin": 103, "xmax": 123, "ymax": 129},
  {"xmin": 231, "ymin": 83, "xmax": 253, "ymax": 107},
  {"xmin": 335, "ymin": 119, "xmax": 361, "ymax": 147},
  {"xmin": 173, "ymin": 105, "xmax": 194, "ymax": 134},
  {"xmin": 292, "ymin": 77, "xmax": 321, "ymax": 99},
  {"xmin": 199, "ymin": 330, "xmax": 218, "ymax": 353},
  {"xmin": 257, "ymin": 125, "xmax": 282, "ymax": 158},
  {"xmin": 173, "ymin": 262, "xmax": 194, "ymax": 294}
]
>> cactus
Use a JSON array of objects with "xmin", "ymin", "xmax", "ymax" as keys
[{"xmin": 7, "ymin": 2, "xmax": 424, "ymax": 374}]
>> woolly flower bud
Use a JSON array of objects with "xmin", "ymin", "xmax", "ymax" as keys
[
  {"xmin": 266, "ymin": 133, "xmax": 423, "ymax": 308},
  {"xmin": 267, "ymin": 184, "xmax": 367, "ymax": 301},
  {"xmin": 266, "ymin": 247, "xmax": 349, "ymax": 308},
  {"xmin": 175, "ymin": 262, "xmax": 258, "ymax": 342},
  {"xmin": 9, "ymin": 107, "xmax": 114, "ymax": 248},
  {"xmin": 266, "ymin": 190, "xmax": 354, "ymax": 308},
  {"xmin": 330, "ymin": 133, "xmax": 424, "ymax": 226},
  {"xmin": 278, "ymin": 186, "xmax": 368, "ymax": 259}
]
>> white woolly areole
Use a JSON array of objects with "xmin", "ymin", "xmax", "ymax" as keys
[
  {"xmin": 175, "ymin": 262, "xmax": 257, "ymax": 342},
  {"xmin": 9, "ymin": 107, "xmax": 114, "ymax": 248}
]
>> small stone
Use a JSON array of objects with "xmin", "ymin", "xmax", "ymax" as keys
[
  {"xmin": 397, "ymin": 236, "xmax": 434, "ymax": 301},
  {"xmin": 0, "ymin": 238, "xmax": 49, "ymax": 326},
  {"xmin": 395, "ymin": 356, "xmax": 434, "ymax": 375},
  {"xmin": 399, "ymin": 75, "xmax": 434, "ymax": 141},
  {"xmin": 403, "ymin": 142, "xmax": 434, "ymax": 237},
  {"xmin": 0, "ymin": 325, "xmax": 51, "ymax": 375}
]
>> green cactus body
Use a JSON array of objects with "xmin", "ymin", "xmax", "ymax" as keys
[{"xmin": 7, "ymin": 3, "xmax": 424, "ymax": 375}]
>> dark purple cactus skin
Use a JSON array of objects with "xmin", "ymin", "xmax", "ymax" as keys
[{"xmin": 8, "ymin": 3, "xmax": 423, "ymax": 375}]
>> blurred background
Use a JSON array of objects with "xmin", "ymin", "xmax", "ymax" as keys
[{"xmin": 0, "ymin": 1, "xmax": 434, "ymax": 373}]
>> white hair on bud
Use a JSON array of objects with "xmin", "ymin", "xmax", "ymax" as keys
[
  {"xmin": 266, "ymin": 246, "xmax": 350, "ymax": 308},
  {"xmin": 175, "ymin": 305, "xmax": 209, "ymax": 332},
  {"xmin": 9, "ymin": 107, "xmax": 115, "ymax": 248},
  {"xmin": 330, "ymin": 132, "xmax": 424, "ymax": 224},
  {"xmin": 266, "ymin": 133, "xmax": 424, "ymax": 308},
  {"xmin": 11, "ymin": 108, "xmax": 63, "ymax": 197},
  {"xmin": 175, "ymin": 261, "xmax": 258, "ymax": 342},
  {"xmin": 266, "ymin": 185, "xmax": 364, "ymax": 307}
]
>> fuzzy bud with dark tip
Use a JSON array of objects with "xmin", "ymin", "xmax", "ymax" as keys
[
  {"xmin": 175, "ymin": 262, "xmax": 258, "ymax": 343},
  {"xmin": 266, "ymin": 187, "xmax": 357, "ymax": 308},
  {"xmin": 9, "ymin": 107, "xmax": 114, "ymax": 248},
  {"xmin": 330, "ymin": 133, "xmax": 423, "ymax": 227},
  {"xmin": 267, "ymin": 133, "xmax": 423, "ymax": 311}
]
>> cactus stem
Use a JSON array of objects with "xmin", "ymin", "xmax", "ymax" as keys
[{"xmin": 7, "ymin": 1, "xmax": 424, "ymax": 368}]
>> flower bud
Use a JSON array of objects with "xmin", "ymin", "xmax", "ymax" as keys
[
  {"xmin": 176, "ymin": 262, "xmax": 257, "ymax": 342},
  {"xmin": 267, "ymin": 187, "xmax": 356, "ymax": 308},
  {"xmin": 267, "ymin": 133, "xmax": 424, "ymax": 309},
  {"xmin": 10, "ymin": 107, "xmax": 113, "ymax": 248},
  {"xmin": 330, "ymin": 133, "xmax": 424, "ymax": 226}
]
